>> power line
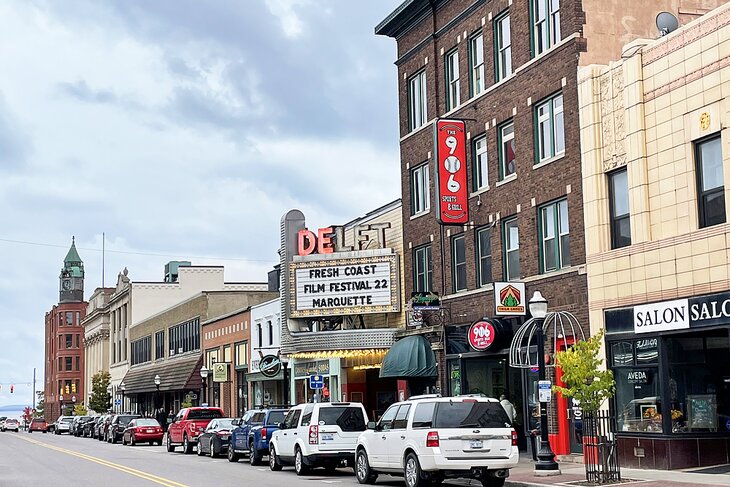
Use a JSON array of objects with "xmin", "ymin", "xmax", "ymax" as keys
[{"xmin": 0, "ymin": 237, "xmax": 278, "ymax": 264}]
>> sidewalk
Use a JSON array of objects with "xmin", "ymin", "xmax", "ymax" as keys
[{"xmin": 500, "ymin": 455, "xmax": 730, "ymax": 487}]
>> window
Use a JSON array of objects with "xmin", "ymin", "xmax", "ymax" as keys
[
  {"xmin": 235, "ymin": 341, "xmax": 248, "ymax": 368},
  {"xmin": 155, "ymin": 330, "xmax": 165, "ymax": 360},
  {"xmin": 473, "ymin": 135, "xmax": 488, "ymax": 190},
  {"xmin": 536, "ymin": 94, "xmax": 564, "ymax": 162},
  {"xmin": 469, "ymin": 34, "xmax": 484, "ymax": 96},
  {"xmin": 257, "ymin": 323, "xmax": 263, "ymax": 348},
  {"xmin": 539, "ymin": 199, "xmax": 570, "ymax": 272},
  {"xmin": 413, "ymin": 245, "xmax": 433, "ymax": 292},
  {"xmin": 66, "ymin": 312, "xmax": 73, "ymax": 325},
  {"xmin": 224, "ymin": 345, "xmax": 231, "ymax": 363},
  {"xmin": 318, "ymin": 406, "xmax": 367, "ymax": 432},
  {"xmin": 445, "ymin": 49, "xmax": 460, "ymax": 110},
  {"xmin": 503, "ymin": 218, "xmax": 520, "ymax": 280},
  {"xmin": 65, "ymin": 334, "xmax": 73, "ymax": 349},
  {"xmin": 452, "ymin": 234, "xmax": 467, "ymax": 293},
  {"xmin": 377, "ymin": 405, "xmax": 399, "ymax": 431},
  {"xmin": 498, "ymin": 121, "xmax": 516, "ymax": 179},
  {"xmin": 75, "ymin": 334, "xmax": 80, "ymax": 348},
  {"xmin": 412, "ymin": 402, "xmax": 436, "ymax": 428},
  {"xmin": 696, "ymin": 135, "xmax": 725, "ymax": 228},
  {"xmin": 434, "ymin": 401, "xmax": 510, "ymax": 428},
  {"xmin": 130, "ymin": 336, "xmax": 151, "ymax": 366},
  {"xmin": 393, "ymin": 404, "xmax": 411, "ymax": 429},
  {"xmin": 408, "ymin": 70, "xmax": 427, "ymax": 131},
  {"xmin": 168, "ymin": 317, "xmax": 200, "ymax": 356},
  {"xmin": 65, "ymin": 357, "xmax": 72, "ymax": 371},
  {"xmin": 609, "ymin": 168, "xmax": 631, "ymax": 249},
  {"xmin": 532, "ymin": 0, "xmax": 561, "ymax": 55},
  {"xmin": 411, "ymin": 162, "xmax": 430, "ymax": 215},
  {"xmin": 476, "ymin": 227, "xmax": 492, "ymax": 287},
  {"xmin": 268, "ymin": 320, "xmax": 274, "ymax": 346},
  {"xmin": 495, "ymin": 13, "xmax": 512, "ymax": 81},
  {"xmin": 75, "ymin": 356, "xmax": 80, "ymax": 371}
]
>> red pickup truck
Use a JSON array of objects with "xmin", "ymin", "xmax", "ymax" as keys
[{"xmin": 166, "ymin": 407, "xmax": 224, "ymax": 454}]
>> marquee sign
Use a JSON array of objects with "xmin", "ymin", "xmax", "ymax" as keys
[
  {"xmin": 289, "ymin": 254, "xmax": 400, "ymax": 318},
  {"xmin": 435, "ymin": 119, "xmax": 469, "ymax": 225}
]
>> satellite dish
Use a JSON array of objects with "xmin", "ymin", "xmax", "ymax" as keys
[{"xmin": 656, "ymin": 12, "xmax": 679, "ymax": 36}]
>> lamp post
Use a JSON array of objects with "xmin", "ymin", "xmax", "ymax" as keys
[
  {"xmin": 119, "ymin": 382, "xmax": 126, "ymax": 414},
  {"xmin": 280, "ymin": 355, "xmax": 290, "ymax": 407},
  {"xmin": 60, "ymin": 395, "xmax": 64, "ymax": 416},
  {"xmin": 529, "ymin": 291, "xmax": 560, "ymax": 474},
  {"xmin": 72, "ymin": 395, "xmax": 77, "ymax": 415},
  {"xmin": 154, "ymin": 374, "xmax": 161, "ymax": 410},
  {"xmin": 200, "ymin": 366, "xmax": 209, "ymax": 406}
]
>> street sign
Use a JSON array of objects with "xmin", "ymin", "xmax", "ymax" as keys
[
  {"xmin": 212, "ymin": 362, "xmax": 229, "ymax": 383},
  {"xmin": 309, "ymin": 374, "xmax": 324, "ymax": 389},
  {"xmin": 114, "ymin": 399, "xmax": 121, "ymax": 406},
  {"xmin": 538, "ymin": 380, "xmax": 552, "ymax": 403}
]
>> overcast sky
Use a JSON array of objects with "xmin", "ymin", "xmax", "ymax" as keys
[{"xmin": 0, "ymin": 0, "xmax": 402, "ymax": 408}]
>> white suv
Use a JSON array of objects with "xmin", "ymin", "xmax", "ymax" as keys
[
  {"xmin": 269, "ymin": 402, "xmax": 368, "ymax": 475},
  {"xmin": 355, "ymin": 395, "xmax": 518, "ymax": 487}
]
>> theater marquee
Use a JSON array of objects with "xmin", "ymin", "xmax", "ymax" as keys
[{"xmin": 289, "ymin": 254, "xmax": 400, "ymax": 318}]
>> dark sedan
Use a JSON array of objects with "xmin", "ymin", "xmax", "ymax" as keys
[
  {"xmin": 196, "ymin": 418, "xmax": 234, "ymax": 458},
  {"xmin": 81, "ymin": 416, "xmax": 98, "ymax": 437},
  {"xmin": 122, "ymin": 418, "xmax": 164, "ymax": 446}
]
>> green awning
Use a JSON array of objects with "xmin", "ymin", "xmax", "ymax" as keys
[{"xmin": 379, "ymin": 335, "xmax": 437, "ymax": 379}]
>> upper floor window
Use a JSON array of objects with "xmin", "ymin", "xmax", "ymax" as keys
[
  {"xmin": 609, "ymin": 168, "xmax": 631, "ymax": 249},
  {"xmin": 532, "ymin": 0, "xmax": 561, "ymax": 55},
  {"xmin": 452, "ymin": 234, "xmax": 467, "ymax": 293},
  {"xmin": 155, "ymin": 330, "xmax": 165, "ymax": 360},
  {"xmin": 66, "ymin": 312, "xmax": 73, "ymax": 325},
  {"xmin": 539, "ymin": 199, "xmax": 570, "ymax": 272},
  {"xmin": 503, "ymin": 218, "xmax": 520, "ymax": 281},
  {"xmin": 696, "ymin": 135, "xmax": 725, "ymax": 228},
  {"xmin": 498, "ymin": 121, "xmax": 516, "ymax": 180},
  {"xmin": 408, "ymin": 70, "xmax": 427, "ymax": 131},
  {"xmin": 168, "ymin": 317, "xmax": 200, "ymax": 356},
  {"xmin": 536, "ymin": 93, "xmax": 564, "ymax": 162},
  {"xmin": 473, "ymin": 135, "xmax": 488, "ymax": 191},
  {"xmin": 257, "ymin": 323, "xmax": 263, "ymax": 348},
  {"xmin": 494, "ymin": 13, "xmax": 512, "ymax": 81},
  {"xmin": 131, "ymin": 335, "xmax": 151, "ymax": 366},
  {"xmin": 411, "ymin": 162, "xmax": 430, "ymax": 215},
  {"xmin": 268, "ymin": 320, "xmax": 274, "ymax": 346},
  {"xmin": 476, "ymin": 227, "xmax": 492, "ymax": 287},
  {"xmin": 235, "ymin": 341, "xmax": 248, "ymax": 368},
  {"xmin": 469, "ymin": 34, "xmax": 485, "ymax": 96},
  {"xmin": 445, "ymin": 49, "xmax": 460, "ymax": 111},
  {"xmin": 413, "ymin": 245, "xmax": 433, "ymax": 292}
]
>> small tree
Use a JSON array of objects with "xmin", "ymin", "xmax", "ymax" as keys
[
  {"xmin": 181, "ymin": 394, "xmax": 193, "ymax": 409},
  {"xmin": 553, "ymin": 329, "xmax": 615, "ymax": 413},
  {"xmin": 35, "ymin": 391, "xmax": 45, "ymax": 417},
  {"xmin": 73, "ymin": 403, "xmax": 88, "ymax": 416},
  {"xmin": 88, "ymin": 371, "xmax": 112, "ymax": 413}
]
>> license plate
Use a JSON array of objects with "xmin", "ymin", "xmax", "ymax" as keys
[
  {"xmin": 321, "ymin": 434, "xmax": 334, "ymax": 441},
  {"xmin": 146, "ymin": 429, "xmax": 155, "ymax": 433},
  {"xmin": 469, "ymin": 440, "xmax": 483, "ymax": 449},
  {"xmin": 220, "ymin": 435, "xmax": 229, "ymax": 440}
]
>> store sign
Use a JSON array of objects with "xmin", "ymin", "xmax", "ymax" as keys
[
  {"xmin": 633, "ymin": 299, "xmax": 690, "ymax": 333},
  {"xmin": 212, "ymin": 362, "xmax": 229, "ymax": 383},
  {"xmin": 294, "ymin": 360, "xmax": 329, "ymax": 378},
  {"xmin": 297, "ymin": 223, "xmax": 392, "ymax": 256},
  {"xmin": 468, "ymin": 320, "xmax": 497, "ymax": 351},
  {"xmin": 495, "ymin": 282, "xmax": 526, "ymax": 316},
  {"xmin": 625, "ymin": 369, "xmax": 652, "ymax": 385},
  {"xmin": 289, "ymin": 254, "xmax": 400, "ymax": 318},
  {"xmin": 689, "ymin": 290, "xmax": 730, "ymax": 327},
  {"xmin": 259, "ymin": 355, "xmax": 281, "ymax": 378},
  {"xmin": 435, "ymin": 119, "xmax": 469, "ymax": 225},
  {"xmin": 410, "ymin": 291, "xmax": 440, "ymax": 310}
]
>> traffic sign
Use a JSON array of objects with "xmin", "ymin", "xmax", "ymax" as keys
[
  {"xmin": 309, "ymin": 374, "xmax": 324, "ymax": 389},
  {"xmin": 114, "ymin": 399, "xmax": 121, "ymax": 406}
]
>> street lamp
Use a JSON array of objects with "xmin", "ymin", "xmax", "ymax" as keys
[
  {"xmin": 60, "ymin": 395, "xmax": 64, "ymax": 416},
  {"xmin": 72, "ymin": 395, "xmax": 77, "ymax": 414},
  {"xmin": 280, "ymin": 355, "xmax": 290, "ymax": 407},
  {"xmin": 154, "ymin": 374, "xmax": 161, "ymax": 410},
  {"xmin": 119, "ymin": 382, "xmax": 126, "ymax": 413},
  {"xmin": 529, "ymin": 291, "xmax": 560, "ymax": 474},
  {"xmin": 200, "ymin": 366, "xmax": 209, "ymax": 405}
]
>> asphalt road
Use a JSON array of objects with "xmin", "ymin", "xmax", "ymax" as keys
[{"xmin": 0, "ymin": 430, "xmax": 396, "ymax": 487}]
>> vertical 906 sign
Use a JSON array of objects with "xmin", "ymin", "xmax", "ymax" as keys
[{"xmin": 435, "ymin": 119, "xmax": 469, "ymax": 224}]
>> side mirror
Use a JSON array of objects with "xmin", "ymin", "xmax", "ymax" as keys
[
  {"xmin": 231, "ymin": 419, "xmax": 240, "ymax": 426},
  {"xmin": 367, "ymin": 421, "xmax": 376, "ymax": 430}
]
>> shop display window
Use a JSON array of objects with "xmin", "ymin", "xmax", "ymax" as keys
[{"xmin": 611, "ymin": 338, "xmax": 662, "ymax": 433}]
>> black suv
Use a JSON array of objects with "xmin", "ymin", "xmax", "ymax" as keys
[{"xmin": 107, "ymin": 414, "xmax": 140, "ymax": 444}]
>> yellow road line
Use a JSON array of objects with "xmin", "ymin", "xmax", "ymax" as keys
[{"xmin": 12, "ymin": 434, "xmax": 191, "ymax": 487}]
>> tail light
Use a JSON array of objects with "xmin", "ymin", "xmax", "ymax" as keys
[
  {"xmin": 426, "ymin": 431, "xmax": 439, "ymax": 448},
  {"xmin": 261, "ymin": 427, "xmax": 267, "ymax": 439},
  {"xmin": 308, "ymin": 425, "xmax": 319, "ymax": 445},
  {"xmin": 511, "ymin": 430, "xmax": 518, "ymax": 446}
]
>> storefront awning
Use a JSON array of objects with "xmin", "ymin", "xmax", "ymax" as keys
[
  {"xmin": 379, "ymin": 335, "xmax": 437, "ymax": 379},
  {"xmin": 121, "ymin": 354, "xmax": 203, "ymax": 394}
]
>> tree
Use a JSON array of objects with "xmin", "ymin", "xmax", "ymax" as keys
[
  {"xmin": 35, "ymin": 391, "xmax": 45, "ymax": 417},
  {"xmin": 73, "ymin": 403, "xmax": 88, "ymax": 416},
  {"xmin": 88, "ymin": 371, "xmax": 112, "ymax": 413},
  {"xmin": 553, "ymin": 329, "xmax": 615, "ymax": 413}
]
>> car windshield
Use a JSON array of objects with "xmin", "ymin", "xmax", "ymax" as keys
[
  {"xmin": 187, "ymin": 409, "xmax": 223, "ymax": 420},
  {"xmin": 118, "ymin": 416, "xmax": 139, "ymax": 426},
  {"xmin": 216, "ymin": 419, "xmax": 234, "ymax": 430},
  {"xmin": 136, "ymin": 419, "xmax": 159, "ymax": 426},
  {"xmin": 60, "ymin": 418, "xmax": 73, "ymax": 423},
  {"xmin": 433, "ymin": 401, "xmax": 511, "ymax": 429},
  {"xmin": 317, "ymin": 407, "xmax": 366, "ymax": 432},
  {"xmin": 268, "ymin": 411, "xmax": 286, "ymax": 424}
]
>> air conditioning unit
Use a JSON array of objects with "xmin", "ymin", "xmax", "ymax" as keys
[
  {"xmin": 169, "ymin": 349, "xmax": 175, "ymax": 356},
  {"xmin": 178, "ymin": 348, "xmax": 183, "ymax": 354}
]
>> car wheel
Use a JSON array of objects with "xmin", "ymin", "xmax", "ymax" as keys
[
  {"xmin": 166, "ymin": 435, "xmax": 175, "ymax": 453},
  {"xmin": 157, "ymin": 440, "xmax": 163, "ymax": 446},
  {"xmin": 228, "ymin": 446, "xmax": 239, "ymax": 463},
  {"xmin": 130, "ymin": 435, "xmax": 136, "ymax": 446},
  {"xmin": 210, "ymin": 441, "xmax": 216, "ymax": 458},
  {"xmin": 249, "ymin": 441, "xmax": 261, "ymax": 466},
  {"xmin": 294, "ymin": 447, "xmax": 309, "ymax": 476},
  {"xmin": 196, "ymin": 441, "xmax": 204, "ymax": 456},
  {"xmin": 122, "ymin": 436, "xmax": 127, "ymax": 446},
  {"xmin": 355, "ymin": 449, "xmax": 378, "ymax": 485},
  {"xmin": 183, "ymin": 435, "xmax": 193, "ymax": 454},
  {"xmin": 404, "ymin": 453, "xmax": 427, "ymax": 487},
  {"xmin": 269, "ymin": 445, "xmax": 282, "ymax": 471},
  {"xmin": 110, "ymin": 433, "xmax": 117, "ymax": 444},
  {"xmin": 480, "ymin": 478, "xmax": 505, "ymax": 487}
]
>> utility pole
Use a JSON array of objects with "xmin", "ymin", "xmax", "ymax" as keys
[{"xmin": 32, "ymin": 368, "xmax": 36, "ymax": 409}]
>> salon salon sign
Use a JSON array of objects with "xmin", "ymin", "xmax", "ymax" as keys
[{"xmin": 633, "ymin": 291, "xmax": 730, "ymax": 333}]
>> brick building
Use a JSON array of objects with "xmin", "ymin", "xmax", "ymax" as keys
[
  {"xmin": 44, "ymin": 238, "xmax": 87, "ymax": 421},
  {"xmin": 375, "ymin": 0, "xmax": 723, "ymax": 455}
]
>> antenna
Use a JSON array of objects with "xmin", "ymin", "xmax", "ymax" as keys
[{"xmin": 656, "ymin": 12, "xmax": 679, "ymax": 37}]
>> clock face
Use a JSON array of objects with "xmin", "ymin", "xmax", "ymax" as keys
[{"xmin": 62, "ymin": 280, "xmax": 71, "ymax": 290}]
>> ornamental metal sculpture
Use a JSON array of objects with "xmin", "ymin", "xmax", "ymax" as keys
[{"xmin": 508, "ymin": 310, "xmax": 585, "ymax": 369}]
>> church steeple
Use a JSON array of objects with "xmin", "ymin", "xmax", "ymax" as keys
[{"xmin": 60, "ymin": 236, "xmax": 84, "ymax": 303}]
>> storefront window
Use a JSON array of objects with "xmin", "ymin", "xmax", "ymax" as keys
[{"xmin": 611, "ymin": 338, "xmax": 662, "ymax": 433}]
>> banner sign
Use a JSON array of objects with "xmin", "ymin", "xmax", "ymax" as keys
[
  {"xmin": 495, "ymin": 282, "xmax": 526, "ymax": 316},
  {"xmin": 212, "ymin": 362, "xmax": 229, "ymax": 383},
  {"xmin": 435, "ymin": 119, "xmax": 469, "ymax": 225},
  {"xmin": 290, "ymin": 254, "xmax": 400, "ymax": 318}
]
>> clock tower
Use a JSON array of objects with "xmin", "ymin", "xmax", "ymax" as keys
[{"xmin": 59, "ymin": 236, "xmax": 85, "ymax": 303}]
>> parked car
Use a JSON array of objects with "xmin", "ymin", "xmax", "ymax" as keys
[
  {"xmin": 107, "ymin": 414, "xmax": 140, "ymax": 444},
  {"xmin": 354, "ymin": 395, "xmax": 518, "ymax": 487},
  {"xmin": 96, "ymin": 414, "xmax": 113, "ymax": 440},
  {"xmin": 229, "ymin": 408, "xmax": 288, "ymax": 464},
  {"xmin": 29, "ymin": 418, "xmax": 48, "ymax": 433},
  {"xmin": 122, "ymin": 418, "xmax": 164, "ymax": 446},
  {"xmin": 167, "ymin": 407, "xmax": 225, "ymax": 454},
  {"xmin": 0, "ymin": 417, "xmax": 6, "ymax": 431},
  {"xmin": 269, "ymin": 402, "xmax": 368, "ymax": 475},
  {"xmin": 71, "ymin": 416, "xmax": 90, "ymax": 437},
  {"xmin": 53, "ymin": 416, "xmax": 74, "ymax": 434},
  {"xmin": 80, "ymin": 416, "xmax": 98, "ymax": 437},
  {"xmin": 3, "ymin": 419, "xmax": 20, "ymax": 432},
  {"xmin": 196, "ymin": 418, "xmax": 234, "ymax": 458}
]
